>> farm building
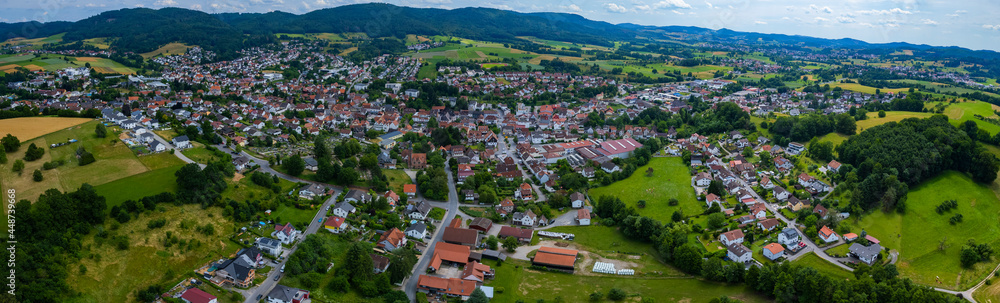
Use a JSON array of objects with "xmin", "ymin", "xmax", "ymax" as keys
[{"xmin": 532, "ymin": 246, "xmax": 579, "ymax": 271}]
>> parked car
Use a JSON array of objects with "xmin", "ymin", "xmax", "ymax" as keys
[
  {"xmin": 256, "ymin": 294, "xmax": 263, "ymax": 300},
  {"xmin": 274, "ymin": 274, "xmax": 281, "ymax": 281}
]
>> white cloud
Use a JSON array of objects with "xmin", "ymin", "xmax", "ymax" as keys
[
  {"xmin": 190, "ymin": 4, "xmax": 202, "ymax": 10},
  {"xmin": 983, "ymin": 24, "xmax": 1000, "ymax": 30},
  {"xmin": 563, "ymin": 4, "xmax": 581, "ymax": 12},
  {"xmin": 814, "ymin": 17, "xmax": 829, "ymax": 22},
  {"xmin": 836, "ymin": 16, "xmax": 855, "ymax": 23},
  {"xmin": 921, "ymin": 19, "xmax": 938, "ymax": 25},
  {"xmin": 154, "ymin": 0, "xmax": 177, "ymax": 6},
  {"xmin": 670, "ymin": 10, "xmax": 685, "ymax": 14},
  {"xmin": 604, "ymin": 3, "xmax": 629, "ymax": 13},
  {"xmin": 653, "ymin": 0, "xmax": 692, "ymax": 9},
  {"xmin": 754, "ymin": 21, "xmax": 767, "ymax": 25},
  {"xmin": 135, "ymin": 3, "xmax": 145, "ymax": 7},
  {"xmin": 856, "ymin": 8, "xmax": 912, "ymax": 15},
  {"xmin": 809, "ymin": 4, "xmax": 832, "ymax": 14},
  {"xmin": 704, "ymin": 1, "xmax": 713, "ymax": 9}
]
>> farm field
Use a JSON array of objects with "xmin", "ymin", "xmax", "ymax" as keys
[
  {"xmin": 853, "ymin": 171, "xmax": 1000, "ymax": 290},
  {"xmin": 0, "ymin": 33, "xmax": 64, "ymax": 47},
  {"xmin": 856, "ymin": 111, "xmax": 936, "ymax": 131},
  {"xmin": 0, "ymin": 120, "xmax": 150, "ymax": 202},
  {"xmin": 64, "ymin": 204, "xmax": 237, "ymax": 303},
  {"xmin": 140, "ymin": 42, "xmax": 192, "ymax": 58},
  {"xmin": 826, "ymin": 82, "xmax": 910, "ymax": 94},
  {"xmin": 93, "ymin": 165, "xmax": 183, "ymax": 208},
  {"xmin": 0, "ymin": 53, "xmax": 134, "ymax": 74},
  {"xmin": 926, "ymin": 100, "xmax": 1000, "ymax": 135},
  {"xmin": 792, "ymin": 252, "xmax": 854, "ymax": 281},
  {"xmin": 0, "ymin": 116, "xmax": 92, "ymax": 140},
  {"xmin": 973, "ymin": 275, "xmax": 1000, "ymax": 303},
  {"xmin": 484, "ymin": 258, "xmax": 768, "ymax": 303},
  {"xmin": 589, "ymin": 157, "xmax": 702, "ymax": 223}
]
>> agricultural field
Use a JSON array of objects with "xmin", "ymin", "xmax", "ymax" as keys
[
  {"xmin": 0, "ymin": 116, "xmax": 92, "ymax": 140},
  {"xmin": 925, "ymin": 100, "xmax": 1000, "ymax": 135},
  {"xmin": 0, "ymin": 120, "xmax": 151, "ymax": 202},
  {"xmin": 825, "ymin": 82, "xmax": 911, "ymax": 94},
  {"xmin": 484, "ymin": 258, "xmax": 768, "ymax": 303},
  {"xmin": 856, "ymin": 111, "xmax": 936, "ymax": 131},
  {"xmin": 64, "ymin": 204, "xmax": 237, "ymax": 303},
  {"xmin": 140, "ymin": 42, "xmax": 193, "ymax": 59},
  {"xmin": 0, "ymin": 53, "xmax": 134, "ymax": 74},
  {"xmin": 589, "ymin": 157, "xmax": 702, "ymax": 223},
  {"xmin": 0, "ymin": 33, "xmax": 64, "ymax": 48},
  {"xmin": 852, "ymin": 171, "xmax": 1000, "ymax": 290},
  {"xmin": 82, "ymin": 37, "xmax": 111, "ymax": 49},
  {"xmin": 973, "ymin": 275, "xmax": 1000, "ymax": 303},
  {"xmin": 93, "ymin": 165, "xmax": 183, "ymax": 208}
]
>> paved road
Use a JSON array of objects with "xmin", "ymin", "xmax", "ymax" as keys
[
  {"xmin": 404, "ymin": 161, "xmax": 460, "ymax": 301},
  {"xmin": 242, "ymin": 191, "xmax": 340, "ymax": 303},
  {"xmin": 499, "ymin": 137, "xmax": 547, "ymax": 202},
  {"xmin": 148, "ymin": 131, "xmax": 204, "ymax": 168}
]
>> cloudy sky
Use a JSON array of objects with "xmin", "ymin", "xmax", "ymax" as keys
[{"xmin": 4, "ymin": 0, "xmax": 1000, "ymax": 51}]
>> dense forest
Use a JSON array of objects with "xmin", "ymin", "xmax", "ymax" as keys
[{"xmin": 836, "ymin": 115, "xmax": 999, "ymax": 212}]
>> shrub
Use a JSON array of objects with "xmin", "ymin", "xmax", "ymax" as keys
[
  {"xmin": 32, "ymin": 169, "xmax": 43, "ymax": 182},
  {"xmin": 608, "ymin": 288, "xmax": 627, "ymax": 301}
]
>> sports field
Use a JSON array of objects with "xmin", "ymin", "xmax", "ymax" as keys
[{"xmin": 588, "ymin": 157, "xmax": 702, "ymax": 223}]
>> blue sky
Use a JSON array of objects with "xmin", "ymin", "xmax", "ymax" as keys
[{"xmin": 4, "ymin": 0, "xmax": 1000, "ymax": 51}]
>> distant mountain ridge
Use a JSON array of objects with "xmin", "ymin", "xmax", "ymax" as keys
[{"xmin": 0, "ymin": 3, "xmax": 996, "ymax": 59}]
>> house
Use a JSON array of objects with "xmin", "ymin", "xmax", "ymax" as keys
[
  {"xmin": 749, "ymin": 203, "xmax": 767, "ymax": 219},
  {"xmin": 150, "ymin": 141, "xmax": 166, "ymax": 152},
  {"xmin": 515, "ymin": 183, "xmax": 533, "ymax": 201},
  {"xmin": 827, "ymin": 160, "xmax": 842, "ymax": 173},
  {"xmin": 409, "ymin": 153, "xmax": 427, "ymax": 169},
  {"xmin": 377, "ymin": 228, "xmax": 407, "ymax": 251},
  {"xmin": 214, "ymin": 253, "xmax": 256, "ymax": 288},
  {"xmin": 762, "ymin": 243, "xmax": 785, "ymax": 261},
  {"xmin": 705, "ymin": 193, "xmax": 723, "ymax": 207},
  {"xmin": 498, "ymin": 226, "xmax": 533, "ymax": 243},
  {"xmin": 532, "ymin": 247, "xmax": 578, "ymax": 271},
  {"xmin": 757, "ymin": 218, "xmax": 780, "ymax": 231},
  {"xmin": 495, "ymin": 199, "xmax": 515, "ymax": 217},
  {"xmin": 512, "ymin": 210, "xmax": 537, "ymax": 226},
  {"xmin": 266, "ymin": 284, "xmax": 309, "ymax": 303},
  {"xmin": 570, "ymin": 192, "xmax": 586, "ymax": 208},
  {"xmin": 428, "ymin": 242, "xmax": 472, "ymax": 271},
  {"xmin": 843, "ymin": 233, "xmax": 859, "ymax": 242},
  {"xmin": 298, "ymin": 184, "xmax": 326, "ymax": 199},
  {"xmin": 760, "ymin": 176, "xmax": 774, "ymax": 189},
  {"xmin": 726, "ymin": 243, "xmax": 753, "ymax": 263},
  {"xmin": 773, "ymin": 186, "xmax": 790, "ymax": 201},
  {"xmin": 577, "ymin": 209, "xmax": 591, "ymax": 226},
  {"xmin": 416, "ymin": 275, "xmax": 477, "ymax": 300},
  {"xmin": 601, "ymin": 162, "xmax": 620, "ymax": 173},
  {"xmin": 849, "ymin": 243, "xmax": 883, "ymax": 265},
  {"xmin": 818, "ymin": 226, "xmax": 839, "ymax": 243},
  {"xmin": 272, "ymin": 223, "xmax": 300, "ymax": 244},
  {"xmin": 323, "ymin": 216, "xmax": 348, "ymax": 233},
  {"xmin": 408, "ymin": 201, "xmax": 432, "ymax": 220},
  {"xmin": 255, "ymin": 237, "xmax": 283, "ymax": 256},
  {"xmin": 371, "ymin": 254, "xmax": 391, "ymax": 274},
  {"xmin": 303, "ymin": 157, "xmax": 319, "ymax": 172},
  {"xmin": 798, "ymin": 173, "xmax": 816, "ymax": 186},
  {"xmin": 442, "ymin": 227, "xmax": 479, "ymax": 247},
  {"xmin": 460, "ymin": 261, "xmax": 495, "ymax": 283},
  {"xmin": 695, "ymin": 172, "xmax": 713, "ymax": 187},
  {"xmin": 405, "ymin": 222, "xmax": 428, "ymax": 239},
  {"xmin": 344, "ymin": 189, "xmax": 372, "ymax": 203},
  {"xmin": 813, "ymin": 204, "xmax": 829, "ymax": 219},
  {"xmin": 172, "ymin": 135, "xmax": 192, "ymax": 149},
  {"xmin": 403, "ymin": 184, "xmax": 417, "ymax": 197},
  {"xmin": 233, "ymin": 156, "xmax": 251, "ymax": 171},
  {"xmin": 778, "ymin": 228, "xmax": 801, "ymax": 246},
  {"xmin": 332, "ymin": 202, "xmax": 356, "ymax": 218},
  {"xmin": 787, "ymin": 196, "xmax": 809, "ymax": 211},
  {"xmin": 180, "ymin": 288, "xmax": 217, "ymax": 303},
  {"xmin": 719, "ymin": 229, "xmax": 745, "ymax": 246}
]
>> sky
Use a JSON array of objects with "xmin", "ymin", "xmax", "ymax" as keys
[{"xmin": 4, "ymin": 0, "xmax": 1000, "ymax": 51}]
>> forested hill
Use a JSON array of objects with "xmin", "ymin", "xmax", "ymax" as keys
[{"xmin": 1, "ymin": 3, "xmax": 999, "ymax": 60}]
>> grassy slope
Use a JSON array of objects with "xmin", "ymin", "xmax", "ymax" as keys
[
  {"xmin": 94, "ymin": 165, "xmax": 183, "ymax": 208},
  {"xmin": 792, "ymin": 252, "xmax": 854, "ymax": 281},
  {"xmin": 546, "ymin": 225, "xmax": 685, "ymax": 275},
  {"xmin": 589, "ymin": 157, "xmax": 701, "ymax": 223},
  {"xmin": 854, "ymin": 171, "xmax": 1000, "ymax": 290}
]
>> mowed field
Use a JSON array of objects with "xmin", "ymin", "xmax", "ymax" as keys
[
  {"xmin": 0, "ymin": 116, "xmax": 92, "ymax": 140},
  {"xmin": 926, "ymin": 100, "xmax": 1000, "ymax": 136},
  {"xmin": 853, "ymin": 171, "xmax": 1000, "ymax": 290},
  {"xmin": 140, "ymin": 42, "xmax": 192, "ymax": 59},
  {"xmin": 589, "ymin": 157, "xmax": 702, "ymax": 223},
  {"xmin": 64, "ymin": 204, "xmax": 237, "ymax": 303},
  {"xmin": 856, "ymin": 111, "xmax": 936, "ymax": 131},
  {"xmin": 0, "ymin": 120, "xmax": 176, "ymax": 202},
  {"xmin": 792, "ymin": 252, "xmax": 854, "ymax": 281},
  {"xmin": 0, "ymin": 53, "xmax": 135, "ymax": 74}
]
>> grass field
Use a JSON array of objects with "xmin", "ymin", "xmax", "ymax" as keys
[
  {"xmin": 926, "ymin": 100, "xmax": 1000, "ymax": 136},
  {"xmin": 484, "ymin": 258, "xmax": 768, "ymax": 303},
  {"xmin": 140, "ymin": 43, "xmax": 192, "ymax": 59},
  {"xmin": 270, "ymin": 204, "xmax": 319, "ymax": 229},
  {"xmin": 973, "ymin": 276, "xmax": 1000, "ymax": 303},
  {"xmin": 0, "ymin": 120, "xmax": 150, "ymax": 202},
  {"xmin": 827, "ymin": 82, "xmax": 911, "ymax": 94},
  {"xmin": 793, "ymin": 252, "xmax": 854, "ymax": 281},
  {"xmin": 0, "ymin": 53, "xmax": 134, "ymax": 74},
  {"xmin": 383, "ymin": 169, "xmax": 412, "ymax": 196},
  {"xmin": 853, "ymin": 171, "xmax": 1000, "ymax": 290},
  {"xmin": 0, "ymin": 33, "xmax": 64, "ymax": 48},
  {"xmin": 545, "ymin": 225, "xmax": 685, "ymax": 275},
  {"xmin": 588, "ymin": 157, "xmax": 701, "ymax": 223},
  {"xmin": 181, "ymin": 146, "xmax": 225, "ymax": 164},
  {"xmin": 65, "ymin": 204, "xmax": 236, "ymax": 303},
  {"xmin": 138, "ymin": 152, "xmax": 186, "ymax": 170},
  {"xmin": 0, "ymin": 117, "xmax": 92, "ymax": 140},
  {"xmin": 93, "ymin": 165, "xmax": 183, "ymax": 208},
  {"xmin": 856, "ymin": 111, "xmax": 936, "ymax": 131}
]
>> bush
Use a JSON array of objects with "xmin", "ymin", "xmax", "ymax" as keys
[
  {"xmin": 608, "ymin": 288, "xmax": 627, "ymax": 301},
  {"xmin": 327, "ymin": 276, "xmax": 349, "ymax": 293},
  {"xmin": 147, "ymin": 219, "xmax": 167, "ymax": 229},
  {"xmin": 32, "ymin": 169, "xmax": 43, "ymax": 182},
  {"xmin": 590, "ymin": 291, "xmax": 604, "ymax": 301},
  {"xmin": 23, "ymin": 143, "xmax": 44, "ymax": 161}
]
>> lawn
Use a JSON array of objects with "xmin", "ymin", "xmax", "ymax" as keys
[
  {"xmin": 383, "ymin": 169, "xmax": 412, "ymax": 195},
  {"xmin": 484, "ymin": 258, "xmax": 768, "ymax": 303},
  {"xmin": 973, "ymin": 275, "xmax": 1000, "ymax": 303},
  {"xmin": 824, "ymin": 244, "xmax": 851, "ymax": 257},
  {"xmin": 589, "ymin": 157, "xmax": 701, "ymax": 223},
  {"xmin": 182, "ymin": 146, "xmax": 225, "ymax": 164},
  {"xmin": 0, "ymin": 120, "xmax": 149, "ymax": 202},
  {"xmin": 546, "ymin": 225, "xmax": 685, "ymax": 275},
  {"xmin": 270, "ymin": 204, "xmax": 319, "ymax": 229},
  {"xmin": 853, "ymin": 171, "xmax": 1000, "ymax": 290},
  {"xmin": 93, "ymin": 165, "xmax": 183, "ymax": 208},
  {"xmin": 856, "ymin": 111, "xmax": 936, "ymax": 132},
  {"xmin": 64, "ymin": 204, "xmax": 237, "ymax": 303},
  {"xmin": 0, "ymin": 116, "xmax": 92, "ymax": 140},
  {"xmin": 137, "ymin": 152, "xmax": 187, "ymax": 170},
  {"xmin": 925, "ymin": 100, "xmax": 1000, "ymax": 136},
  {"xmin": 792, "ymin": 252, "xmax": 854, "ymax": 281}
]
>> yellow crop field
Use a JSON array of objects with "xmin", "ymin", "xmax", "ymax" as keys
[{"xmin": 0, "ymin": 117, "xmax": 93, "ymax": 140}]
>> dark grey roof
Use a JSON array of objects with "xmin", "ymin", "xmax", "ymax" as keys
[
  {"xmin": 267, "ymin": 285, "xmax": 297, "ymax": 302},
  {"xmin": 405, "ymin": 222, "xmax": 427, "ymax": 234},
  {"xmin": 849, "ymin": 243, "xmax": 882, "ymax": 261}
]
